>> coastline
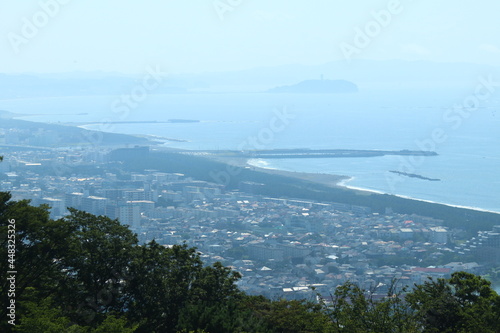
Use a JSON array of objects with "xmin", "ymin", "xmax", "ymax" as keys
[
  {"xmin": 226, "ymin": 157, "xmax": 350, "ymax": 188},
  {"xmin": 107, "ymin": 146, "xmax": 500, "ymax": 234},
  {"xmin": 244, "ymin": 158, "xmax": 500, "ymax": 215}
]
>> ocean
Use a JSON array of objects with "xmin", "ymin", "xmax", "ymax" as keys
[{"xmin": 2, "ymin": 87, "xmax": 499, "ymax": 213}]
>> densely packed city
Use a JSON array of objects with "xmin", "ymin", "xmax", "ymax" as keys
[{"xmin": 2, "ymin": 145, "xmax": 497, "ymax": 300}]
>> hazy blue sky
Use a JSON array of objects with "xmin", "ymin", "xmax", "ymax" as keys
[{"xmin": 2, "ymin": 0, "xmax": 500, "ymax": 74}]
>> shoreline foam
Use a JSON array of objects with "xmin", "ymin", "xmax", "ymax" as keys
[
  {"xmin": 338, "ymin": 175, "xmax": 500, "ymax": 215},
  {"xmin": 248, "ymin": 160, "xmax": 500, "ymax": 215}
]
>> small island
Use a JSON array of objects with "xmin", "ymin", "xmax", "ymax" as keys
[
  {"xmin": 390, "ymin": 170, "xmax": 441, "ymax": 181},
  {"xmin": 267, "ymin": 79, "xmax": 358, "ymax": 94},
  {"xmin": 167, "ymin": 119, "xmax": 200, "ymax": 123}
]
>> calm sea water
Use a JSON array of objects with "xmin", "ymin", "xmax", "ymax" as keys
[{"xmin": 2, "ymin": 88, "xmax": 499, "ymax": 213}]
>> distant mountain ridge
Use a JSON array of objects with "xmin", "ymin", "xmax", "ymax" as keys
[
  {"xmin": 267, "ymin": 79, "xmax": 358, "ymax": 93},
  {"xmin": 0, "ymin": 118, "xmax": 151, "ymax": 147},
  {"xmin": 0, "ymin": 110, "xmax": 13, "ymax": 118},
  {"xmin": 1, "ymin": 60, "xmax": 498, "ymax": 96}
]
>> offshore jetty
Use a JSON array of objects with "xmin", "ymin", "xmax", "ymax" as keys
[
  {"xmin": 390, "ymin": 170, "xmax": 441, "ymax": 181},
  {"xmin": 182, "ymin": 148, "xmax": 438, "ymax": 159}
]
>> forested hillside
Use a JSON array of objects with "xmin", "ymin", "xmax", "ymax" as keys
[{"xmin": 1, "ymin": 191, "xmax": 500, "ymax": 332}]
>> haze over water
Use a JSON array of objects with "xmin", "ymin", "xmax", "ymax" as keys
[
  {"xmin": 4, "ymin": 86, "xmax": 499, "ymax": 213},
  {"xmin": 2, "ymin": 1, "xmax": 500, "ymax": 213}
]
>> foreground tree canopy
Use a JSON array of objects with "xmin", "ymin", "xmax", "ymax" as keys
[{"xmin": 1, "ymin": 192, "xmax": 500, "ymax": 332}]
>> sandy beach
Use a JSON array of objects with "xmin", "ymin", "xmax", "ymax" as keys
[
  {"xmin": 215, "ymin": 156, "xmax": 362, "ymax": 191},
  {"xmin": 213, "ymin": 156, "xmax": 500, "ymax": 215}
]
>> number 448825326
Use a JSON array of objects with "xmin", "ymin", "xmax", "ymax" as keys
[{"xmin": 7, "ymin": 219, "xmax": 16, "ymax": 269}]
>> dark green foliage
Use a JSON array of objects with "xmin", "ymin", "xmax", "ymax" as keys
[
  {"xmin": 56, "ymin": 209, "xmax": 138, "ymax": 324},
  {"xmin": 0, "ymin": 194, "xmax": 73, "ymax": 323},
  {"xmin": 13, "ymin": 289, "xmax": 137, "ymax": 333},
  {"xmin": 325, "ymin": 281, "xmax": 418, "ymax": 333},
  {"xmin": 13, "ymin": 290, "xmax": 76, "ymax": 333},
  {"xmin": 255, "ymin": 298, "xmax": 335, "ymax": 332},
  {"xmin": 2, "ymin": 191, "xmax": 500, "ymax": 332},
  {"xmin": 125, "ymin": 241, "xmax": 203, "ymax": 332},
  {"xmin": 406, "ymin": 272, "xmax": 500, "ymax": 332}
]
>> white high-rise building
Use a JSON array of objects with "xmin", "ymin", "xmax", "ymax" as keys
[{"xmin": 430, "ymin": 227, "xmax": 448, "ymax": 244}]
